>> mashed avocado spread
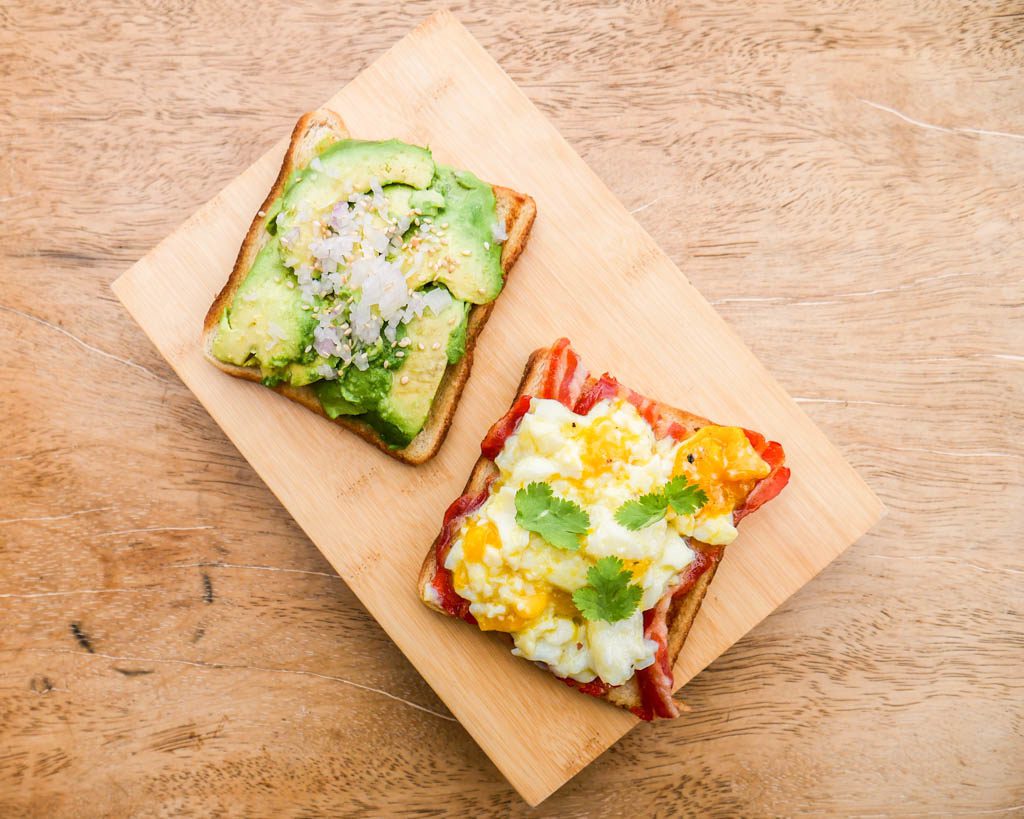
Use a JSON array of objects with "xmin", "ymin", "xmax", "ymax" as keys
[{"xmin": 210, "ymin": 139, "xmax": 506, "ymax": 447}]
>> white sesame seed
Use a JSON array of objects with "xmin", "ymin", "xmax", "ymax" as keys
[
  {"xmin": 431, "ymin": 342, "xmax": 441, "ymax": 350},
  {"xmin": 483, "ymin": 241, "xmax": 490, "ymax": 250},
  {"xmin": 461, "ymin": 249, "xmax": 471, "ymax": 256},
  {"xmin": 400, "ymin": 375, "xmax": 410, "ymax": 385},
  {"xmin": 396, "ymin": 351, "xmax": 405, "ymax": 358},
  {"xmin": 399, "ymin": 337, "xmax": 411, "ymax": 347},
  {"xmin": 258, "ymin": 210, "xmax": 266, "ymax": 217},
  {"xmin": 383, "ymin": 361, "xmax": 390, "ymax": 369},
  {"xmin": 441, "ymin": 222, "xmax": 449, "ymax": 229},
  {"xmin": 418, "ymin": 343, "xmax": 425, "ymax": 351}
]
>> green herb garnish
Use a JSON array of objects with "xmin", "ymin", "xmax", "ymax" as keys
[
  {"xmin": 614, "ymin": 478, "xmax": 708, "ymax": 531},
  {"xmin": 572, "ymin": 557, "xmax": 643, "ymax": 622},
  {"xmin": 514, "ymin": 482, "xmax": 591, "ymax": 552}
]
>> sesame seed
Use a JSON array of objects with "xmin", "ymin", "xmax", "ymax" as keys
[
  {"xmin": 431, "ymin": 342, "xmax": 441, "ymax": 350},
  {"xmin": 477, "ymin": 287, "xmax": 486, "ymax": 295},
  {"xmin": 418, "ymin": 343, "xmax": 425, "ymax": 351},
  {"xmin": 383, "ymin": 361, "xmax": 390, "ymax": 369},
  {"xmin": 483, "ymin": 241, "xmax": 490, "ymax": 250},
  {"xmin": 441, "ymin": 222, "xmax": 449, "ymax": 229},
  {"xmin": 461, "ymin": 249, "xmax": 471, "ymax": 256},
  {"xmin": 396, "ymin": 351, "xmax": 405, "ymax": 358},
  {"xmin": 400, "ymin": 375, "xmax": 410, "ymax": 385},
  {"xmin": 258, "ymin": 210, "xmax": 266, "ymax": 217},
  {"xmin": 399, "ymin": 337, "xmax": 411, "ymax": 347}
]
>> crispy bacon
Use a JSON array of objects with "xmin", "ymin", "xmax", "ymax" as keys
[
  {"xmin": 735, "ymin": 430, "xmax": 790, "ymax": 524},
  {"xmin": 562, "ymin": 676, "xmax": 610, "ymax": 698},
  {"xmin": 429, "ymin": 479, "xmax": 495, "ymax": 623},
  {"xmin": 632, "ymin": 547, "xmax": 719, "ymax": 720},
  {"xmin": 541, "ymin": 337, "xmax": 585, "ymax": 408},
  {"xmin": 479, "ymin": 339, "xmax": 589, "ymax": 461},
  {"xmin": 573, "ymin": 372, "xmax": 691, "ymax": 440},
  {"xmin": 573, "ymin": 373, "xmax": 619, "ymax": 416},
  {"xmin": 480, "ymin": 395, "xmax": 533, "ymax": 461}
]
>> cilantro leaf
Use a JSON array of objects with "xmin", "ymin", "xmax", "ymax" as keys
[
  {"xmin": 664, "ymin": 476, "xmax": 708, "ymax": 515},
  {"xmin": 572, "ymin": 557, "xmax": 643, "ymax": 622},
  {"xmin": 514, "ymin": 482, "xmax": 590, "ymax": 552},
  {"xmin": 614, "ymin": 492, "xmax": 669, "ymax": 530}
]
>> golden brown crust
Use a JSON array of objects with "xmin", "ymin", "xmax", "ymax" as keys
[
  {"xmin": 201, "ymin": 108, "xmax": 537, "ymax": 465},
  {"xmin": 417, "ymin": 342, "xmax": 727, "ymax": 715}
]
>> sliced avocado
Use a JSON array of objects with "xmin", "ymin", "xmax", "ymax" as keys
[
  {"xmin": 404, "ymin": 166, "xmax": 503, "ymax": 304},
  {"xmin": 277, "ymin": 140, "xmax": 434, "ymax": 236},
  {"xmin": 446, "ymin": 301, "xmax": 470, "ymax": 364},
  {"xmin": 314, "ymin": 380, "xmax": 362, "ymax": 418},
  {"xmin": 410, "ymin": 189, "xmax": 445, "ymax": 216},
  {"xmin": 370, "ymin": 299, "xmax": 466, "ymax": 446},
  {"xmin": 283, "ymin": 358, "xmax": 329, "ymax": 387},
  {"xmin": 314, "ymin": 359, "xmax": 396, "ymax": 420},
  {"xmin": 210, "ymin": 239, "xmax": 314, "ymax": 371}
]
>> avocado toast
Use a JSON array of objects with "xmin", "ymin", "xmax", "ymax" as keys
[{"xmin": 203, "ymin": 108, "xmax": 536, "ymax": 464}]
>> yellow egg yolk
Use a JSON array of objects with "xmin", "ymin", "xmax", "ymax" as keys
[
  {"xmin": 453, "ymin": 521, "xmax": 551, "ymax": 632},
  {"xmin": 553, "ymin": 415, "xmax": 644, "ymax": 503},
  {"xmin": 620, "ymin": 558, "xmax": 651, "ymax": 580},
  {"xmin": 672, "ymin": 426, "xmax": 771, "ymax": 515},
  {"xmin": 579, "ymin": 417, "xmax": 635, "ymax": 474}
]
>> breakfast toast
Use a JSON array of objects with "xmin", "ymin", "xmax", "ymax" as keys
[
  {"xmin": 419, "ymin": 339, "xmax": 790, "ymax": 719},
  {"xmin": 203, "ymin": 108, "xmax": 536, "ymax": 464}
]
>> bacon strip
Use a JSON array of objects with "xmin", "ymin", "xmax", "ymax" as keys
[
  {"xmin": 429, "ymin": 479, "xmax": 495, "ymax": 623},
  {"xmin": 479, "ymin": 339, "xmax": 589, "ymax": 460},
  {"xmin": 735, "ymin": 431, "xmax": 790, "ymax": 524},
  {"xmin": 480, "ymin": 395, "xmax": 533, "ymax": 461},
  {"xmin": 573, "ymin": 373, "xmax": 688, "ymax": 440},
  {"xmin": 541, "ymin": 337, "xmax": 584, "ymax": 408},
  {"xmin": 632, "ymin": 547, "xmax": 719, "ymax": 720},
  {"xmin": 562, "ymin": 677, "xmax": 610, "ymax": 698}
]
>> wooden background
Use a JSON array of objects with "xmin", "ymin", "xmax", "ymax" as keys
[{"xmin": 1, "ymin": 1, "xmax": 1021, "ymax": 815}]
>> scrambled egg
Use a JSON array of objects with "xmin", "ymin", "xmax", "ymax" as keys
[{"xmin": 444, "ymin": 397, "xmax": 770, "ymax": 686}]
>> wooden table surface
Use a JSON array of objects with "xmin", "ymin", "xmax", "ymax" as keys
[{"xmin": 2, "ymin": 1, "xmax": 1021, "ymax": 815}]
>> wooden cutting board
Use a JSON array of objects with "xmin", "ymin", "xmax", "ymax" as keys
[{"xmin": 112, "ymin": 9, "xmax": 883, "ymax": 805}]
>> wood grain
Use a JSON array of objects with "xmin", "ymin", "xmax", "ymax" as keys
[{"xmin": 1, "ymin": 1, "xmax": 1020, "ymax": 816}]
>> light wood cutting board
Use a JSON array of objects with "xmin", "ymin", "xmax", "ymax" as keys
[{"xmin": 112, "ymin": 9, "xmax": 884, "ymax": 805}]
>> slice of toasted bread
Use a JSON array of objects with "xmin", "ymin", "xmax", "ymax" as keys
[
  {"xmin": 418, "ymin": 344, "xmax": 760, "ymax": 717},
  {"xmin": 202, "ymin": 108, "xmax": 537, "ymax": 464}
]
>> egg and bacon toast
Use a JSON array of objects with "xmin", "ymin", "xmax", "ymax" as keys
[{"xmin": 418, "ymin": 339, "xmax": 790, "ymax": 720}]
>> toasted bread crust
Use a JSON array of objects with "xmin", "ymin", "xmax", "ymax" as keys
[
  {"xmin": 202, "ymin": 109, "xmax": 537, "ymax": 465},
  {"xmin": 416, "ymin": 344, "xmax": 723, "ymax": 715}
]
